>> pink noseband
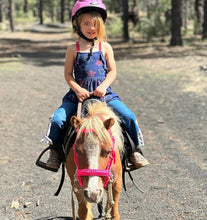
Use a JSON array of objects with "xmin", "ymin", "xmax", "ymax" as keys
[{"xmin": 73, "ymin": 128, "xmax": 116, "ymax": 188}]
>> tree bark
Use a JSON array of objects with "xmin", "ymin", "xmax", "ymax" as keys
[
  {"xmin": 23, "ymin": 0, "xmax": 28, "ymax": 13},
  {"xmin": 203, "ymin": 0, "xmax": 207, "ymax": 39},
  {"xmin": 38, "ymin": 0, "xmax": 43, "ymax": 25},
  {"xmin": 9, "ymin": 0, "xmax": 15, "ymax": 32},
  {"xmin": 129, "ymin": 0, "xmax": 139, "ymax": 25},
  {"xmin": 61, "ymin": 0, "xmax": 65, "ymax": 23},
  {"xmin": 122, "ymin": 0, "xmax": 129, "ymax": 41},
  {"xmin": 49, "ymin": 2, "xmax": 55, "ymax": 23},
  {"xmin": 0, "ymin": 2, "xmax": 3, "ymax": 23},
  {"xmin": 170, "ymin": 0, "xmax": 183, "ymax": 46},
  {"xmin": 67, "ymin": 0, "xmax": 71, "ymax": 21},
  {"xmin": 182, "ymin": 0, "xmax": 188, "ymax": 31},
  {"xmin": 195, "ymin": 0, "xmax": 204, "ymax": 34}
]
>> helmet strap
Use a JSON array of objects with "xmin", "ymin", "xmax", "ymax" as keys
[
  {"xmin": 74, "ymin": 16, "xmax": 97, "ymax": 56},
  {"xmin": 78, "ymin": 30, "xmax": 97, "ymax": 56}
]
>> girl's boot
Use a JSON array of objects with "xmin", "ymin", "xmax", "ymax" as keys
[
  {"xmin": 129, "ymin": 151, "xmax": 149, "ymax": 169},
  {"xmin": 46, "ymin": 149, "xmax": 61, "ymax": 171}
]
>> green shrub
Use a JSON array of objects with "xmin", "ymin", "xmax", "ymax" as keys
[
  {"xmin": 105, "ymin": 15, "xmax": 122, "ymax": 38},
  {"xmin": 137, "ymin": 17, "xmax": 170, "ymax": 41}
]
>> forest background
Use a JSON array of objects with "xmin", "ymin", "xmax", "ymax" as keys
[{"xmin": 0, "ymin": 0, "xmax": 207, "ymax": 46}]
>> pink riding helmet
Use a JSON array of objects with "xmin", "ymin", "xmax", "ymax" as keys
[{"xmin": 72, "ymin": 0, "xmax": 107, "ymax": 22}]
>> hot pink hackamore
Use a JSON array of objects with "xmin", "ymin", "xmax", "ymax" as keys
[{"xmin": 73, "ymin": 128, "xmax": 116, "ymax": 188}]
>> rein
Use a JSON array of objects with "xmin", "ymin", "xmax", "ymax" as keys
[{"xmin": 73, "ymin": 127, "xmax": 116, "ymax": 188}]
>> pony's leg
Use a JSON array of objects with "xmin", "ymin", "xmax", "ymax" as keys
[
  {"xmin": 77, "ymin": 200, "xmax": 93, "ymax": 220},
  {"xmin": 71, "ymin": 181, "xmax": 94, "ymax": 220},
  {"xmin": 111, "ymin": 179, "xmax": 122, "ymax": 220},
  {"xmin": 66, "ymin": 150, "xmax": 93, "ymax": 220},
  {"xmin": 105, "ymin": 169, "xmax": 122, "ymax": 219},
  {"xmin": 71, "ymin": 186, "xmax": 93, "ymax": 220},
  {"xmin": 111, "ymin": 153, "xmax": 122, "ymax": 220}
]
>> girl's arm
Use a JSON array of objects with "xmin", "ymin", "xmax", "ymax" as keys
[
  {"xmin": 64, "ymin": 45, "xmax": 92, "ymax": 102},
  {"xmin": 93, "ymin": 42, "xmax": 117, "ymax": 97}
]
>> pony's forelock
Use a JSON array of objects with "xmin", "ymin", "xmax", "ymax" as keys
[
  {"xmin": 77, "ymin": 116, "xmax": 112, "ymax": 147},
  {"xmin": 77, "ymin": 102, "xmax": 123, "ymax": 153}
]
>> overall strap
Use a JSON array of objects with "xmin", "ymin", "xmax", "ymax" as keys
[
  {"xmin": 99, "ymin": 41, "xmax": 102, "ymax": 51},
  {"xmin": 76, "ymin": 41, "xmax": 80, "ymax": 52},
  {"xmin": 76, "ymin": 41, "xmax": 101, "ymax": 52}
]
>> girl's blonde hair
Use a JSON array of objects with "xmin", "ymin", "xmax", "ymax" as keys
[{"xmin": 73, "ymin": 11, "xmax": 107, "ymax": 42}]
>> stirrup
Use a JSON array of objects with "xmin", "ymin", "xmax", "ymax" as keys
[{"xmin": 35, "ymin": 146, "xmax": 59, "ymax": 172}]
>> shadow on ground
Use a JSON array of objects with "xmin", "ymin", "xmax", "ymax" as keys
[
  {"xmin": 1, "ymin": 27, "xmax": 207, "ymax": 67},
  {"xmin": 36, "ymin": 217, "xmax": 72, "ymax": 220},
  {"xmin": 36, "ymin": 216, "xmax": 102, "ymax": 220}
]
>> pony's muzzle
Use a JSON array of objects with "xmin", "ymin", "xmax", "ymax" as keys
[{"xmin": 83, "ymin": 188, "xmax": 103, "ymax": 203}]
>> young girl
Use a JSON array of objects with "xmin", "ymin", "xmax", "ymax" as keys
[{"xmin": 42, "ymin": 0, "xmax": 149, "ymax": 172}]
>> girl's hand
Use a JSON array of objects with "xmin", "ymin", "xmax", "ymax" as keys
[
  {"xmin": 76, "ymin": 88, "xmax": 92, "ymax": 102},
  {"xmin": 93, "ymin": 85, "xmax": 107, "ymax": 98}
]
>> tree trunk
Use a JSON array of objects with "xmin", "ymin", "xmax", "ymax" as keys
[
  {"xmin": 122, "ymin": 0, "xmax": 129, "ymax": 41},
  {"xmin": 38, "ymin": 0, "xmax": 43, "ymax": 25},
  {"xmin": 147, "ymin": 4, "xmax": 151, "ymax": 19},
  {"xmin": 9, "ymin": 0, "xmax": 15, "ymax": 32},
  {"xmin": 129, "ymin": 0, "xmax": 139, "ymax": 25},
  {"xmin": 195, "ymin": 0, "xmax": 204, "ymax": 34},
  {"xmin": 170, "ymin": 0, "xmax": 183, "ymax": 46},
  {"xmin": 23, "ymin": 0, "xmax": 28, "ymax": 13},
  {"xmin": 0, "ymin": 2, "xmax": 3, "ymax": 23},
  {"xmin": 203, "ymin": 0, "xmax": 207, "ymax": 39},
  {"xmin": 67, "ymin": 0, "xmax": 71, "ymax": 21},
  {"xmin": 108, "ymin": 0, "xmax": 121, "ymax": 13},
  {"xmin": 61, "ymin": 0, "xmax": 65, "ymax": 23},
  {"xmin": 182, "ymin": 0, "xmax": 188, "ymax": 31}
]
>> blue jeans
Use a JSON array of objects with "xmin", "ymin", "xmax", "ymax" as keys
[
  {"xmin": 48, "ymin": 101, "xmax": 77, "ymax": 144},
  {"xmin": 48, "ymin": 99, "xmax": 144, "ymax": 147},
  {"xmin": 108, "ymin": 100, "xmax": 144, "ymax": 147}
]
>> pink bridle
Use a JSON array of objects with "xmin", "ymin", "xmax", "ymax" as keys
[{"xmin": 73, "ymin": 128, "xmax": 116, "ymax": 188}]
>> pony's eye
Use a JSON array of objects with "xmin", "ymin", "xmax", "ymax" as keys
[{"xmin": 101, "ymin": 149, "xmax": 111, "ymax": 158}]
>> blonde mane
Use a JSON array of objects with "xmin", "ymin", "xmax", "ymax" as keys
[{"xmin": 77, "ymin": 102, "xmax": 124, "ymax": 153}]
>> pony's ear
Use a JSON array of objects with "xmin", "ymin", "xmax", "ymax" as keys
[
  {"xmin": 70, "ymin": 116, "xmax": 82, "ymax": 129},
  {"xmin": 103, "ymin": 118, "xmax": 115, "ymax": 130}
]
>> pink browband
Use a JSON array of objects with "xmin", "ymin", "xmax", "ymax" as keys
[{"xmin": 73, "ymin": 128, "xmax": 116, "ymax": 188}]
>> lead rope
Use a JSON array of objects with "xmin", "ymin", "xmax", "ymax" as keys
[
  {"xmin": 72, "ymin": 176, "xmax": 80, "ymax": 219},
  {"xmin": 105, "ymin": 178, "xmax": 115, "ymax": 219},
  {"xmin": 71, "ymin": 187, "xmax": 76, "ymax": 220}
]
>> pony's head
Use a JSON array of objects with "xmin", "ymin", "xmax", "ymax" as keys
[{"xmin": 71, "ymin": 102, "xmax": 123, "ymax": 203}]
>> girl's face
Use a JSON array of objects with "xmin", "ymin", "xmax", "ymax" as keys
[{"xmin": 80, "ymin": 13, "xmax": 97, "ymax": 40}]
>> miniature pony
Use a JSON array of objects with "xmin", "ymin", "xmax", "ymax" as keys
[{"xmin": 66, "ymin": 102, "xmax": 124, "ymax": 220}]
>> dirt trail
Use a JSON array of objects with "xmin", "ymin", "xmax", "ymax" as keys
[{"xmin": 0, "ymin": 25, "xmax": 207, "ymax": 220}]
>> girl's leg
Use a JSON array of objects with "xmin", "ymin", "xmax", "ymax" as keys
[
  {"xmin": 48, "ymin": 101, "xmax": 77, "ymax": 144},
  {"xmin": 108, "ymin": 99, "xmax": 149, "ymax": 169},
  {"xmin": 108, "ymin": 99, "xmax": 143, "ymax": 147},
  {"xmin": 44, "ymin": 101, "xmax": 77, "ymax": 171}
]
